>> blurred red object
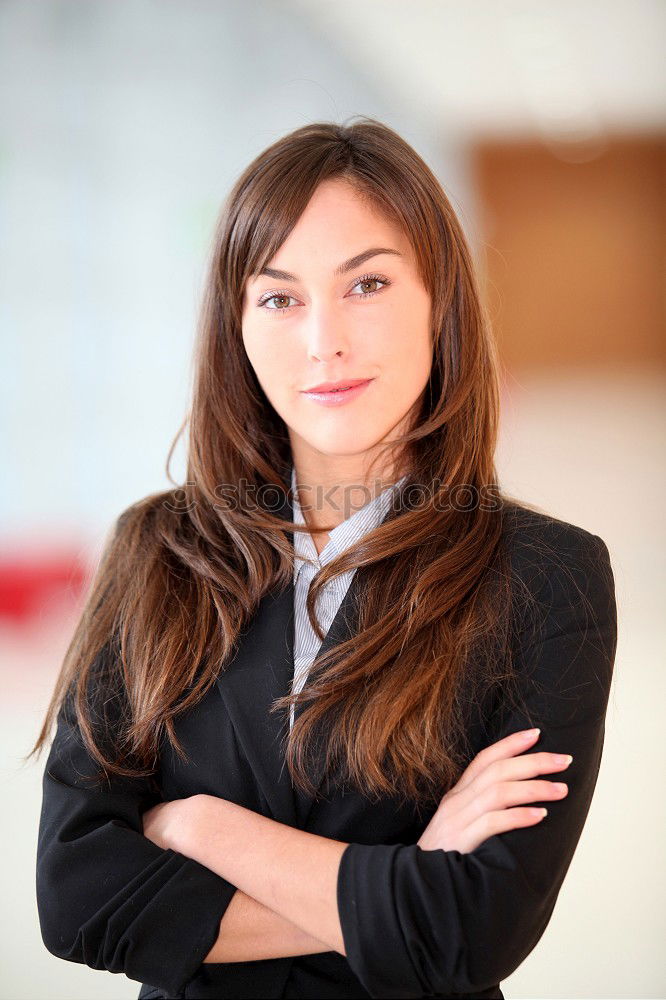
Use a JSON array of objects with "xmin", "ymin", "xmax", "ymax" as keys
[{"xmin": 0, "ymin": 553, "xmax": 89, "ymax": 623}]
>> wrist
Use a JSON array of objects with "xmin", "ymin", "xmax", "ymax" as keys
[{"xmin": 177, "ymin": 793, "xmax": 227, "ymax": 864}]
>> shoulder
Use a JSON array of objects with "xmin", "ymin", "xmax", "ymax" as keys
[
  {"xmin": 501, "ymin": 500, "xmax": 610, "ymax": 558},
  {"xmin": 498, "ymin": 501, "xmax": 617, "ymax": 657},
  {"xmin": 489, "ymin": 503, "xmax": 618, "ymax": 729},
  {"xmin": 500, "ymin": 501, "xmax": 614, "ymax": 598}
]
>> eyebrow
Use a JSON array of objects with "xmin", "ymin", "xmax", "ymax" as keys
[{"xmin": 255, "ymin": 247, "xmax": 403, "ymax": 282}]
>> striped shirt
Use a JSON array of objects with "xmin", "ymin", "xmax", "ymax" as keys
[{"xmin": 290, "ymin": 465, "xmax": 408, "ymax": 731}]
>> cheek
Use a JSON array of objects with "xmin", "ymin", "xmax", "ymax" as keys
[
  {"xmin": 243, "ymin": 330, "xmax": 291, "ymax": 394},
  {"xmin": 380, "ymin": 323, "xmax": 432, "ymax": 398}
]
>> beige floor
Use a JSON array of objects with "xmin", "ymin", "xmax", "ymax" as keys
[{"xmin": 1, "ymin": 370, "xmax": 664, "ymax": 999}]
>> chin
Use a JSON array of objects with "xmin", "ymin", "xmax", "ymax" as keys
[{"xmin": 308, "ymin": 432, "xmax": 386, "ymax": 458}]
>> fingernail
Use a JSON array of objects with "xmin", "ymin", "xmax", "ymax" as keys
[
  {"xmin": 555, "ymin": 754, "xmax": 573, "ymax": 764},
  {"xmin": 522, "ymin": 728, "xmax": 540, "ymax": 739}
]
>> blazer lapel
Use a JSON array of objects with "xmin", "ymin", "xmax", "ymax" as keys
[
  {"xmin": 214, "ymin": 480, "xmax": 384, "ymax": 831},
  {"xmin": 291, "ymin": 568, "xmax": 362, "ymax": 828},
  {"xmin": 215, "ymin": 576, "xmax": 298, "ymax": 827},
  {"xmin": 214, "ymin": 484, "xmax": 298, "ymax": 827}
]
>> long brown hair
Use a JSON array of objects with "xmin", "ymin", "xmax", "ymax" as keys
[{"xmin": 28, "ymin": 116, "xmax": 540, "ymax": 809}]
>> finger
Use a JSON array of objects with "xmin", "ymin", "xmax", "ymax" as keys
[
  {"xmin": 459, "ymin": 805, "xmax": 549, "ymax": 854},
  {"xmin": 478, "ymin": 778, "xmax": 568, "ymax": 814},
  {"xmin": 450, "ymin": 776, "xmax": 566, "ymax": 833},
  {"xmin": 443, "ymin": 748, "xmax": 572, "ymax": 821},
  {"xmin": 456, "ymin": 752, "xmax": 572, "ymax": 816},
  {"xmin": 454, "ymin": 728, "xmax": 542, "ymax": 794},
  {"xmin": 486, "ymin": 750, "xmax": 573, "ymax": 786}
]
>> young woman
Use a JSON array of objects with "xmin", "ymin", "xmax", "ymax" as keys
[{"xmin": 31, "ymin": 118, "xmax": 617, "ymax": 1000}]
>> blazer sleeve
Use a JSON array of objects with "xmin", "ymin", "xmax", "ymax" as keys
[
  {"xmin": 36, "ymin": 643, "xmax": 238, "ymax": 995},
  {"xmin": 336, "ymin": 523, "xmax": 618, "ymax": 999}
]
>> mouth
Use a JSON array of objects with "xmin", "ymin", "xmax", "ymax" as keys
[
  {"xmin": 303, "ymin": 378, "xmax": 373, "ymax": 393},
  {"xmin": 300, "ymin": 378, "xmax": 374, "ymax": 407}
]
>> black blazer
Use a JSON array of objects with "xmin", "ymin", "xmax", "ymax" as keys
[{"xmin": 36, "ymin": 502, "xmax": 618, "ymax": 1000}]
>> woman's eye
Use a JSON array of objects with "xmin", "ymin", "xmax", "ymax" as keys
[
  {"xmin": 257, "ymin": 273, "xmax": 390, "ymax": 313},
  {"xmin": 260, "ymin": 293, "xmax": 297, "ymax": 311},
  {"xmin": 349, "ymin": 275, "xmax": 389, "ymax": 297}
]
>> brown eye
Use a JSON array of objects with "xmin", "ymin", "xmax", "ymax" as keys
[
  {"xmin": 259, "ymin": 293, "xmax": 296, "ymax": 311},
  {"xmin": 348, "ymin": 273, "xmax": 391, "ymax": 299}
]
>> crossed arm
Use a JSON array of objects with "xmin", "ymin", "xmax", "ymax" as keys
[
  {"xmin": 141, "ymin": 795, "xmax": 348, "ymax": 961},
  {"xmin": 206, "ymin": 886, "xmax": 332, "ymax": 962},
  {"xmin": 137, "ymin": 520, "xmax": 621, "ymax": 971},
  {"xmin": 38, "ymin": 525, "xmax": 617, "ymax": 993}
]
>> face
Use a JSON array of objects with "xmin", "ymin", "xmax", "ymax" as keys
[{"xmin": 241, "ymin": 177, "xmax": 433, "ymax": 487}]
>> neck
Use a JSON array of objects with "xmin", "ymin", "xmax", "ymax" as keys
[{"xmin": 291, "ymin": 462, "xmax": 403, "ymax": 535}]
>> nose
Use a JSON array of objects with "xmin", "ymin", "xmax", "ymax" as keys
[{"xmin": 304, "ymin": 305, "xmax": 349, "ymax": 363}]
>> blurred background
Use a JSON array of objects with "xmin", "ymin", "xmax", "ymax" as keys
[{"xmin": 1, "ymin": 1, "xmax": 664, "ymax": 997}]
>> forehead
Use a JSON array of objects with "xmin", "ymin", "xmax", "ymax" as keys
[{"xmin": 248, "ymin": 181, "xmax": 412, "ymax": 280}]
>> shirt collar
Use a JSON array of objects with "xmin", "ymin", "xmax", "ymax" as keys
[{"xmin": 291, "ymin": 465, "xmax": 408, "ymax": 582}]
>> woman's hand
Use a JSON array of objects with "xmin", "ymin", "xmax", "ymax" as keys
[
  {"xmin": 141, "ymin": 794, "xmax": 201, "ymax": 854},
  {"xmin": 417, "ymin": 728, "xmax": 573, "ymax": 854}
]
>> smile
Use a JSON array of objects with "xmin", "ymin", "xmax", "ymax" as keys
[{"xmin": 301, "ymin": 379, "xmax": 374, "ymax": 407}]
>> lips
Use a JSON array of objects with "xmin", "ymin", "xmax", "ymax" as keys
[
  {"xmin": 303, "ymin": 378, "xmax": 372, "ymax": 393},
  {"xmin": 300, "ymin": 378, "xmax": 374, "ymax": 407}
]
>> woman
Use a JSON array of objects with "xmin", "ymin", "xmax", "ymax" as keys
[{"xmin": 31, "ymin": 118, "xmax": 617, "ymax": 1000}]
